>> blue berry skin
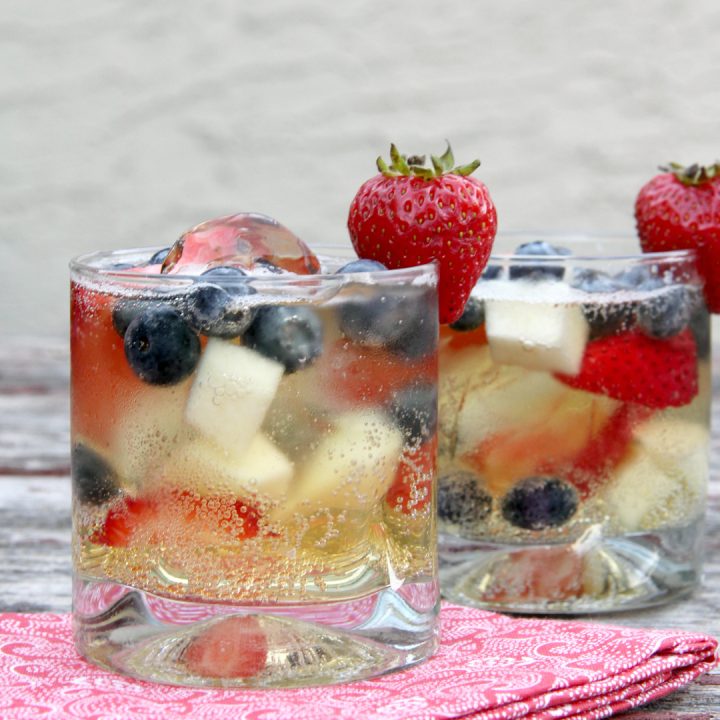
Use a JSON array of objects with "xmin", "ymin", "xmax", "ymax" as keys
[
  {"xmin": 337, "ymin": 259, "xmax": 388, "ymax": 273},
  {"xmin": 615, "ymin": 265, "xmax": 663, "ymax": 291},
  {"xmin": 509, "ymin": 241, "xmax": 572, "ymax": 281},
  {"xmin": 482, "ymin": 264, "xmax": 502, "ymax": 280},
  {"xmin": 124, "ymin": 306, "xmax": 200, "ymax": 385},
  {"xmin": 501, "ymin": 476, "xmax": 578, "ymax": 530},
  {"xmin": 244, "ymin": 305, "xmax": 323, "ymax": 373},
  {"xmin": 571, "ymin": 268, "xmax": 636, "ymax": 338},
  {"xmin": 389, "ymin": 382, "xmax": 437, "ymax": 445},
  {"xmin": 339, "ymin": 289, "xmax": 436, "ymax": 359},
  {"xmin": 637, "ymin": 285, "xmax": 694, "ymax": 339},
  {"xmin": 201, "ymin": 265, "xmax": 248, "ymax": 281},
  {"xmin": 253, "ymin": 258, "xmax": 285, "ymax": 274},
  {"xmin": 72, "ymin": 443, "xmax": 120, "ymax": 505},
  {"xmin": 148, "ymin": 247, "xmax": 171, "ymax": 265},
  {"xmin": 438, "ymin": 471, "xmax": 492, "ymax": 529},
  {"xmin": 449, "ymin": 295, "xmax": 485, "ymax": 332},
  {"xmin": 187, "ymin": 281, "xmax": 257, "ymax": 338}
]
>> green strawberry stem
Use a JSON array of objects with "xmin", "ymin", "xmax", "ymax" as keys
[
  {"xmin": 661, "ymin": 161, "xmax": 720, "ymax": 186},
  {"xmin": 377, "ymin": 141, "xmax": 481, "ymax": 179}
]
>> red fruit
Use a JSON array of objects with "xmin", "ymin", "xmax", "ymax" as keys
[
  {"xmin": 385, "ymin": 436, "xmax": 436, "ymax": 513},
  {"xmin": 541, "ymin": 403, "xmax": 654, "ymax": 499},
  {"xmin": 635, "ymin": 162, "xmax": 720, "ymax": 312},
  {"xmin": 555, "ymin": 330, "xmax": 698, "ymax": 409},
  {"xmin": 347, "ymin": 142, "xmax": 497, "ymax": 324},
  {"xmin": 93, "ymin": 489, "xmax": 261, "ymax": 548},
  {"xmin": 184, "ymin": 615, "xmax": 268, "ymax": 679},
  {"xmin": 318, "ymin": 339, "xmax": 437, "ymax": 408}
]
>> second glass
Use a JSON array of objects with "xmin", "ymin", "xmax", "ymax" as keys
[{"xmin": 438, "ymin": 234, "xmax": 710, "ymax": 614}]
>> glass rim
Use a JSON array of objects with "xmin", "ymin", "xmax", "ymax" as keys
[
  {"xmin": 485, "ymin": 230, "xmax": 698, "ymax": 264},
  {"xmin": 69, "ymin": 246, "xmax": 438, "ymax": 286}
]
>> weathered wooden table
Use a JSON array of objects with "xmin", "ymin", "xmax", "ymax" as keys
[{"xmin": 1, "ymin": 337, "xmax": 718, "ymax": 718}]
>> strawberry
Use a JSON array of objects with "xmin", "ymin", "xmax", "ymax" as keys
[
  {"xmin": 347, "ymin": 142, "xmax": 497, "ymax": 324},
  {"xmin": 555, "ymin": 329, "xmax": 698, "ymax": 409},
  {"xmin": 92, "ymin": 489, "xmax": 261, "ymax": 548},
  {"xmin": 635, "ymin": 162, "xmax": 720, "ymax": 312},
  {"xmin": 385, "ymin": 436, "xmax": 437, "ymax": 514},
  {"xmin": 183, "ymin": 615, "xmax": 268, "ymax": 679}
]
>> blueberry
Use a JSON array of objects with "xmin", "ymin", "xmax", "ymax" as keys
[
  {"xmin": 112, "ymin": 297, "xmax": 169, "ymax": 337},
  {"xmin": 614, "ymin": 265, "xmax": 663, "ymax": 291},
  {"xmin": 481, "ymin": 264, "xmax": 502, "ymax": 280},
  {"xmin": 571, "ymin": 268, "xmax": 636, "ymax": 338},
  {"xmin": 244, "ymin": 305, "xmax": 323, "ymax": 373},
  {"xmin": 72, "ymin": 443, "xmax": 120, "ymax": 505},
  {"xmin": 509, "ymin": 241, "xmax": 572, "ymax": 281},
  {"xmin": 388, "ymin": 382, "xmax": 437, "ymax": 445},
  {"xmin": 149, "ymin": 246, "xmax": 171, "ymax": 265},
  {"xmin": 187, "ymin": 281, "xmax": 257, "ymax": 338},
  {"xmin": 201, "ymin": 265, "xmax": 249, "ymax": 280},
  {"xmin": 337, "ymin": 259, "xmax": 388, "ymax": 273},
  {"xmin": 637, "ymin": 285, "xmax": 695, "ymax": 339},
  {"xmin": 253, "ymin": 258, "xmax": 285, "ymax": 274},
  {"xmin": 339, "ymin": 288, "xmax": 436, "ymax": 359},
  {"xmin": 449, "ymin": 295, "xmax": 485, "ymax": 332},
  {"xmin": 438, "ymin": 471, "xmax": 492, "ymax": 529},
  {"xmin": 501, "ymin": 476, "xmax": 578, "ymax": 530},
  {"xmin": 124, "ymin": 306, "xmax": 200, "ymax": 385}
]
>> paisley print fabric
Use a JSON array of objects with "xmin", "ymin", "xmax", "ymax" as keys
[{"xmin": 0, "ymin": 604, "xmax": 716, "ymax": 719}]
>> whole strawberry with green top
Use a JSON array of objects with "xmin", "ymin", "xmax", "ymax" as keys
[
  {"xmin": 635, "ymin": 162, "xmax": 720, "ymax": 312},
  {"xmin": 348, "ymin": 142, "xmax": 497, "ymax": 324}
]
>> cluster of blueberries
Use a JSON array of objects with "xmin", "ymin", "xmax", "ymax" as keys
[
  {"xmin": 438, "ymin": 473, "xmax": 579, "ymax": 533},
  {"xmin": 108, "ymin": 254, "xmax": 438, "ymax": 449}
]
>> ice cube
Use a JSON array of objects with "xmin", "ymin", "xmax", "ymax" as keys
[{"xmin": 161, "ymin": 213, "xmax": 321, "ymax": 276}]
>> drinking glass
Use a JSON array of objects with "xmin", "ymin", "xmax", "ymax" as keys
[
  {"xmin": 438, "ymin": 233, "xmax": 710, "ymax": 613},
  {"xmin": 70, "ymin": 247, "xmax": 439, "ymax": 686}
]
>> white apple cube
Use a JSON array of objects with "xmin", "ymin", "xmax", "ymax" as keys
[
  {"xmin": 185, "ymin": 339, "xmax": 284, "ymax": 454},
  {"xmin": 159, "ymin": 433, "xmax": 293, "ymax": 501},
  {"xmin": 110, "ymin": 379, "xmax": 192, "ymax": 491},
  {"xmin": 271, "ymin": 410, "xmax": 403, "ymax": 520},
  {"xmin": 485, "ymin": 287, "xmax": 589, "ymax": 375}
]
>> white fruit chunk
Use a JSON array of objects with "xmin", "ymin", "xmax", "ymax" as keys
[
  {"xmin": 485, "ymin": 285, "xmax": 589, "ymax": 375},
  {"xmin": 271, "ymin": 410, "xmax": 403, "ymax": 520},
  {"xmin": 185, "ymin": 339, "xmax": 284, "ymax": 454},
  {"xmin": 159, "ymin": 433, "xmax": 293, "ymax": 501},
  {"xmin": 110, "ymin": 379, "xmax": 192, "ymax": 492},
  {"xmin": 602, "ymin": 418, "xmax": 709, "ymax": 532}
]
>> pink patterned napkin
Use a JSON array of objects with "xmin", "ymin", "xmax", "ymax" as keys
[{"xmin": 0, "ymin": 603, "xmax": 716, "ymax": 720}]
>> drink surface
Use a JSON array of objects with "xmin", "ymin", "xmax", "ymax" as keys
[{"xmin": 437, "ymin": 242, "xmax": 710, "ymax": 611}]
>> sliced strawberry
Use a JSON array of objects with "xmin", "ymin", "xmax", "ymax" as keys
[
  {"xmin": 540, "ymin": 403, "xmax": 654, "ymax": 499},
  {"xmin": 319, "ymin": 339, "xmax": 436, "ymax": 408},
  {"xmin": 555, "ymin": 329, "xmax": 698, "ymax": 409},
  {"xmin": 183, "ymin": 615, "xmax": 268, "ymax": 679},
  {"xmin": 385, "ymin": 436, "xmax": 436, "ymax": 513},
  {"xmin": 93, "ymin": 490, "xmax": 261, "ymax": 548}
]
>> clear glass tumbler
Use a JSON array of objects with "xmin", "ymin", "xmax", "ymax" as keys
[
  {"xmin": 70, "ymin": 247, "xmax": 439, "ymax": 686},
  {"xmin": 438, "ymin": 233, "xmax": 710, "ymax": 614}
]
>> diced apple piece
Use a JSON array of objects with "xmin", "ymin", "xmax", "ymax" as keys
[
  {"xmin": 158, "ymin": 433, "xmax": 293, "ymax": 501},
  {"xmin": 185, "ymin": 339, "xmax": 284, "ymax": 454},
  {"xmin": 271, "ymin": 410, "xmax": 403, "ymax": 520},
  {"xmin": 455, "ymin": 367, "xmax": 572, "ymax": 457},
  {"xmin": 109, "ymin": 379, "xmax": 192, "ymax": 492},
  {"xmin": 485, "ymin": 286, "xmax": 589, "ymax": 375},
  {"xmin": 601, "ymin": 420, "xmax": 708, "ymax": 533}
]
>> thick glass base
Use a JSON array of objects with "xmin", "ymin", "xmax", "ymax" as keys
[
  {"xmin": 73, "ymin": 576, "xmax": 440, "ymax": 687},
  {"xmin": 439, "ymin": 523, "xmax": 703, "ymax": 615}
]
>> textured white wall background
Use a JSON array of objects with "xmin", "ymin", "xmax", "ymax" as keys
[{"xmin": 2, "ymin": 0, "xmax": 720, "ymax": 336}]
